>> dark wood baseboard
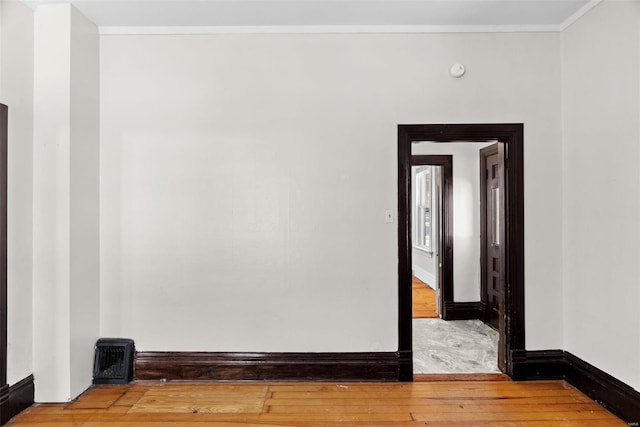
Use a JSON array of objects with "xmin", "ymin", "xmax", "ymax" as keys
[
  {"xmin": 0, "ymin": 374, "xmax": 34, "ymax": 425},
  {"xmin": 0, "ymin": 384, "xmax": 7, "ymax": 425},
  {"xmin": 442, "ymin": 301, "xmax": 484, "ymax": 320},
  {"xmin": 564, "ymin": 351, "xmax": 640, "ymax": 426},
  {"xmin": 511, "ymin": 349, "xmax": 565, "ymax": 381},
  {"xmin": 512, "ymin": 350, "xmax": 640, "ymax": 425},
  {"xmin": 135, "ymin": 352, "xmax": 399, "ymax": 382}
]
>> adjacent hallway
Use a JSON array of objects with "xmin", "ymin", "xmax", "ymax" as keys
[{"xmin": 412, "ymin": 277, "xmax": 438, "ymax": 318}]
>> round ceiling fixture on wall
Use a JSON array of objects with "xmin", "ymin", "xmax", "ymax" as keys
[{"xmin": 450, "ymin": 63, "xmax": 466, "ymax": 78}]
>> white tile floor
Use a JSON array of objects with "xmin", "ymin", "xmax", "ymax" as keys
[{"xmin": 413, "ymin": 318, "xmax": 500, "ymax": 374}]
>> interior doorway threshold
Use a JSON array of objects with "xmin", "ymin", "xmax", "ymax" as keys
[{"xmin": 414, "ymin": 373, "xmax": 510, "ymax": 382}]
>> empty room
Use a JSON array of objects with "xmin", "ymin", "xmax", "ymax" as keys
[{"xmin": 0, "ymin": 0, "xmax": 639, "ymax": 425}]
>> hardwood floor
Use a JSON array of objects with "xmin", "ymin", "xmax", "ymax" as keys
[
  {"xmin": 8, "ymin": 380, "xmax": 626, "ymax": 426},
  {"xmin": 412, "ymin": 276, "xmax": 438, "ymax": 318}
]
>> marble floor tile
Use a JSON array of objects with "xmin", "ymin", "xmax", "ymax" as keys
[{"xmin": 413, "ymin": 318, "xmax": 500, "ymax": 374}]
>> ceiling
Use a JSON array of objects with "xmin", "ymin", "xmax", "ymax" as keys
[{"xmin": 22, "ymin": 0, "xmax": 601, "ymax": 34}]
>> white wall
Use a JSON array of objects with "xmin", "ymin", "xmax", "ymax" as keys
[
  {"xmin": 0, "ymin": 0, "xmax": 34, "ymax": 386},
  {"xmin": 69, "ymin": 5, "xmax": 99, "ymax": 399},
  {"xmin": 33, "ymin": 3, "xmax": 99, "ymax": 402},
  {"xmin": 100, "ymin": 32, "xmax": 563, "ymax": 353},
  {"xmin": 0, "ymin": 2, "xmax": 3, "ymax": 83},
  {"xmin": 562, "ymin": 0, "xmax": 640, "ymax": 391},
  {"xmin": 412, "ymin": 142, "xmax": 492, "ymax": 302}
]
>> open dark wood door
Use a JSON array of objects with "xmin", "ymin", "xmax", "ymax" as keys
[{"xmin": 480, "ymin": 143, "xmax": 506, "ymax": 372}]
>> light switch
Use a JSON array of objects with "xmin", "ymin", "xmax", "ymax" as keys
[{"xmin": 385, "ymin": 210, "xmax": 394, "ymax": 223}]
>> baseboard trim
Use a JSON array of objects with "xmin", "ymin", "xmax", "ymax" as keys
[
  {"xmin": 564, "ymin": 351, "xmax": 640, "ymax": 425},
  {"xmin": 442, "ymin": 301, "xmax": 484, "ymax": 320},
  {"xmin": 0, "ymin": 374, "xmax": 34, "ymax": 425},
  {"xmin": 0, "ymin": 384, "xmax": 8, "ymax": 425},
  {"xmin": 512, "ymin": 350, "xmax": 640, "ymax": 425},
  {"xmin": 135, "ymin": 352, "xmax": 399, "ymax": 382},
  {"xmin": 511, "ymin": 349, "xmax": 565, "ymax": 381},
  {"xmin": 412, "ymin": 264, "xmax": 435, "ymax": 289}
]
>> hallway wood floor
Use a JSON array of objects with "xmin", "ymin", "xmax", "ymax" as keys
[
  {"xmin": 8, "ymin": 380, "xmax": 625, "ymax": 426},
  {"xmin": 412, "ymin": 276, "xmax": 438, "ymax": 318}
]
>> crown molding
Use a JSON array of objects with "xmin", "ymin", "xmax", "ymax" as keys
[
  {"xmin": 99, "ymin": 24, "xmax": 565, "ymax": 35},
  {"xmin": 560, "ymin": 0, "xmax": 602, "ymax": 31}
]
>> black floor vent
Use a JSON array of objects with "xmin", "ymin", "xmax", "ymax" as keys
[{"xmin": 92, "ymin": 338, "xmax": 135, "ymax": 385}]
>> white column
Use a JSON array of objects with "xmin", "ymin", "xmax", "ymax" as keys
[
  {"xmin": 33, "ymin": 3, "xmax": 99, "ymax": 402},
  {"xmin": 68, "ymin": 4, "xmax": 100, "ymax": 399}
]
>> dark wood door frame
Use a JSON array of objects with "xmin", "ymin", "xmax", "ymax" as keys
[
  {"xmin": 410, "ymin": 155, "xmax": 453, "ymax": 320},
  {"xmin": 1, "ymin": 104, "xmax": 8, "ymax": 390},
  {"xmin": 398, "ymin": 124, "xmax": 524, "ymax": 381}
]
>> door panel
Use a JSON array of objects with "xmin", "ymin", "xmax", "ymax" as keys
[
  {"xmin": 480, "ymin": 143, "xmax": 506, "ymax": 372},
  {"xmin": 485, "ymin": 151, "xmax": 501, "ymax": 329}
]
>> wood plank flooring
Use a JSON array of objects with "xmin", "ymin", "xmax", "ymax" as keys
[
  {"xmin": 413, "ymin": 276, "xmax": 438, "ymax": 318},
  {"xmin": 8, "ymin": 380, "xmax": 626, "ymax": 426}
]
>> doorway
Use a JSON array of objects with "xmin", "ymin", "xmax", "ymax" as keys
[
  {"xmin": 411, "ymin": 144, "xmax": 500, "ymax": 375},
  {"xmin": 410, "ymin": 164, "xmax": 441, "ymax": 320},
  {"xmin": 411, "ymin": 156, "xmax": 452, "ymax": 320},
  {"xmin": 397, "ymin": 124, "xmax": 524, "ymax": 381}
]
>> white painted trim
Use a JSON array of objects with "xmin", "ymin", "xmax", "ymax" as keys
[
  {"xmin": 98, "ymin": 24, "xmax": 562, "ymax": 36},
  {"xmin": 559, "ymin": 0, "xmax": 602, "ymax": 31},
  {"xmin": 413, "ymin": 246, "xmax": 433, "ymax": 257},
  {"xmin": 412, "ymin": 265, "xmax": 436, "ymax": 290}
]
